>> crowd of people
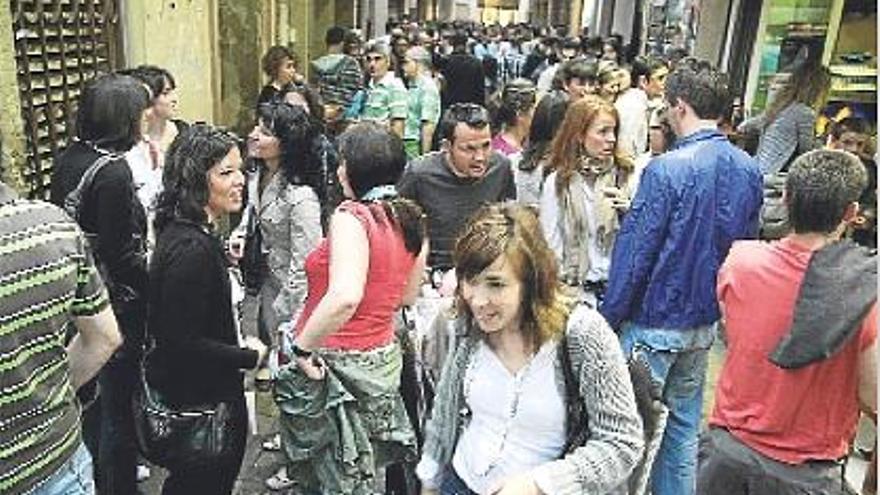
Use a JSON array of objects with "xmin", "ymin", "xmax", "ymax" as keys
[{"xmin": 0, "ymin": 16, "xmax": 877, "ymax": 495}]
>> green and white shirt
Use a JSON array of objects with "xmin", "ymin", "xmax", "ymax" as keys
[
  {"xmin": 404, "ymin": 74, "xmax": 442, "ymax": 143},
  {"xmin": 362, "ymin": 72, "xmax": 408, "ymax": 125},
  {"xmin": 0, "ymin": 188, "xmax": 109, "ymax": 495}
]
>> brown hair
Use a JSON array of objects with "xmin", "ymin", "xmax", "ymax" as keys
[
  {"xmin": 546, "ymin": 95, "xmax": 633, "ymax": 192},
  {"xmin": 261, "ymin": 45, "xmax": 297, "ymax": 79},
  {"xmin": 764, "ymin": 61, "xmax": 830, "ymax": 128},
  {"xmin": 453, "ymin": 204, "xmax": 574, "ymax": 347}
]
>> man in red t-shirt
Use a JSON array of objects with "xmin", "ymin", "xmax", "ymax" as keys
[{"xmin": 698, "ymin": 149, "xmax": 877, "ymax": 494}]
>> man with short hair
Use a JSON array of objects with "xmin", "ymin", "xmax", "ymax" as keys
[
  {"xmin": 311, "ymin": 26, "xmax": 365, "ymax": 133},
  {"xmin": 600, "ymin": 58, "xmax": 763, "ymax": 495},
  {"xmin": 549, "ymin": 58, "xmax": 599, "ymax": 100},
  {"xmin": 398, "ymin": 103, "xmax": 515, "ymax": 270},
  {"xmin": 615, "ymin": 56, "xmax": 669, "ymax": 159},
  {"xmin": 0, "ymin": 181, "xmax": 121, "ymax": 494},
  {"xmin": 440, "ymin": 32, "xmax": 486, "ymax": 110},
  {"xmin": 698, "ymin": 149, "xmax": 876, "ymax": 494},
  {"xmin": 361, "ymin": 41, "xmax": 408, "ymax": 138},
  {"xmin": 402, "ymin": 46, "xmax": 442, "ymax": 159},
  {"xmin": 536, "ymin": 36, "xmax": 581, "ymax": 96},
  {"xmin": 827, "ymin": 117, "xmax": 877, "ymax": 247}
]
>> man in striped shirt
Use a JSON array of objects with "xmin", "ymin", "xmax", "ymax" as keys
[{"xmin": 0, "ymin": 181, "xmax": 121, "ymax": 495}]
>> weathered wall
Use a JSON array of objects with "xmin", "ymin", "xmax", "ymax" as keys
[
  {"xmin": 122, "ymin": 0, "xmax": 219, "ymax": 123},
  {"xmin": 0, "ymin": 3, "xmax": 27, "ymax": 193},
  {"xmin": 217, "ymin": 0, "xmax": 269, "ymax": 134}
]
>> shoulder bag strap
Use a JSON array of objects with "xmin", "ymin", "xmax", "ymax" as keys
[{"xmin": 63, "ymin": 153, "xmax": 118, "ymax": 227}]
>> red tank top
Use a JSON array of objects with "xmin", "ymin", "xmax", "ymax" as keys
[{"xmin": 295, "ymin": 201, "xmax": 416, "ymax": 351}]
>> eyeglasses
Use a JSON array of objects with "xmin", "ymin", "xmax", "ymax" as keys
[{"xmin": 366, "ymin": 54, "xmax": 386, "ymax": 63}]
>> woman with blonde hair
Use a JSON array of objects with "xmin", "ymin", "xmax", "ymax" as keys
[
  {"xmin": 416, "ymin": 203, "xmax": 643, "ymax": 495},
  {"xmin": 540, "ymin": 95, "xmax": 635, "ymax": 307}
]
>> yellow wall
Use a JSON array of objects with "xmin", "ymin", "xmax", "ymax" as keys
[{"xmin": 122, "ymin": 0, "xmax": 219, "ymax": 123}]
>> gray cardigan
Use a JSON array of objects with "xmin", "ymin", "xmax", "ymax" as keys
[{"xmin": 420, "ymin": 304, "xmax": 644, "ymax": 494}]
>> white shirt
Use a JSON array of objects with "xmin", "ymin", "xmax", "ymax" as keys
[
  {"xmin": 125, "ymin": 139, "xmax": 163, "ymax": 214},
  {"xmin": 539, "ymin": 171, "xmax": 611, "ymax": 283},
  {"xmin": 536, "ymin": 63, "xmax": 559, "ymax": 98},
  {"xmin": 452, "ymin": 340, "xmax": 565, "ymax": 494},
  {"xmin": 614, "ymin": 88, "xmax": 649, "ymax": 159}
]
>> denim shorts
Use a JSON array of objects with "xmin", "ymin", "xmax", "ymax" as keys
[{"xmin": 32, "ymin": 442, "xmax": 95, "ymax": 495}]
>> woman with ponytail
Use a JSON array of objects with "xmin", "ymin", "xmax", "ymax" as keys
[{"xmin": 268, "ymin": 122, "xmax": 428, "ymax": 493}]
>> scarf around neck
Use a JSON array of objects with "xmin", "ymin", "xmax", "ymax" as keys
[{"xmin": 559, "ymin": 156, "xmax": 622, "ymax": 284}]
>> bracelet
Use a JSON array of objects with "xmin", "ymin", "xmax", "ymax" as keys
[{"xmin": 291, "ymin": 343, "xmax": 313, "ymax": 359}]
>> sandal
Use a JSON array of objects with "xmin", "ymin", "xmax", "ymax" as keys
[
  {"xmin": 265, "ymin": 467, "xmax": 296, "ymax": 491},
  {"xmin": 261, "ymin": 433, "xmax": 281, "ymax": 451}
]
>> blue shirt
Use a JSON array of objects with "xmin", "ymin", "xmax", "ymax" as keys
[{"xmin": 600, "ymin": 129, "xmax": 763, "ymax": 330}]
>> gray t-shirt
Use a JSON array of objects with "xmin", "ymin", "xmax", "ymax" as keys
[{"xmin": 398, "ymin": 151, "xmax": 516, "ymax": 269}]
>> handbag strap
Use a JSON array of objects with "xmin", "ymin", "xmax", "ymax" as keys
[
  {"xmin": 63, "ymin": 153, "xmax": 118, "ymax": 227},
  {"xmin": 559, "ymin": 331, "xmax": 589, "ymax": 453}
]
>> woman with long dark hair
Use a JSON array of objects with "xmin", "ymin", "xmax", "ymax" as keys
[
  {"xmin": 516, "ymin": 90, "xmax": 572, "ymax": 206},
  {"xmin": 148, "ymin": 124, "xmax": 267, "ymax": 494},
  {"xmin": 242, "ymin": 102, "xmax": 324, "ymax": 383},
  {"xmin": 267, "ymin": 122, "xmax": 428, "ymax": 493}
]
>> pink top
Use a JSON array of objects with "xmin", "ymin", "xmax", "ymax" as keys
[
  {"xmin": 491, "ymin": 134, "xmax": 521, "ymax": 157},
  {"xmin": 711, "ymin": 238, "xmax": 877, "ymax": 464},
  {"xmin": 295, "ymin": 200, "xmax": 416, "ymax": 351}
]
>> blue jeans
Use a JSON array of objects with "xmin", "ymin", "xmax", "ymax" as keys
[
  {"xmin": 619, "ymin": 321, "xmax": 715, "ymax": 495},
  {"xmin": 440, "ymin": 467, "xmax": 477, "ymax": 495},
  {"xmin": 32, "ymin": 443, "xmax": 95, "ymax": 495}
]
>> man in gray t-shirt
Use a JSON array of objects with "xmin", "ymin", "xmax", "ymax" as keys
[{"xmin": 399, "ymin": 103, "xmax": 515, "ymax": 270}]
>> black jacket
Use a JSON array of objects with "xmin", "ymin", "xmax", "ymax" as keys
[
  {"xmin": 50, "ymin": 141, "xmax": 148, "ymax": 348},
  {"xmin": 440, "ymin": 51, "xmax": 486, "ymax": 109},
  {"xmin": 147, "ymin": 219, "xmax": 258, "ymax": 405}
]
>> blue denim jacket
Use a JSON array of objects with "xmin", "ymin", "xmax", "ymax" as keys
[{"xmin": 600, "ymin": 129, "xmax": 763, "ymax": 330}]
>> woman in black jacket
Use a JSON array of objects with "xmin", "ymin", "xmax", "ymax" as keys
[
  {"xmin": 49, "ymin": 72, "xmax": 150, "ymax": 495},
  {"xmin": 147, "ymin": 124, "xmax": 267, "ymax": 494}
]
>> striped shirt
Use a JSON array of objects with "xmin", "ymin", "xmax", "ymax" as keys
[{"xmin": 0, "ymin": 187, "xmax": 108, "ymax": 495}]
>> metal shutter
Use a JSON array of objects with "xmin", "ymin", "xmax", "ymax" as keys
[{"xmin": 11, "ymin": 0, "xmax": 119, "ymax": 199}]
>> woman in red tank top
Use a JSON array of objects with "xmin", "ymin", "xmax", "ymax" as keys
[{"xmin": 268, "ymin": 122, "xmax": 428, "ymax": 493}]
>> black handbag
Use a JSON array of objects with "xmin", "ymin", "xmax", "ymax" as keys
[
  {"xmin": 239, "ymin": 203, "xmax": 267, "ymax": 293},
  {"xmin": 132, "ymin": 348, "xmax": 235, "ymax": 469}
]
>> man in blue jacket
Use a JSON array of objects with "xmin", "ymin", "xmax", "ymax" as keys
[{"xmin": 600, "ymin": 58, "xmax": 762, "ymax": 495}]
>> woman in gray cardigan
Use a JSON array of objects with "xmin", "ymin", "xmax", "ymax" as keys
[{"xmin": 417, "ymin": 204, "xmax": 643, "ymax": 495}]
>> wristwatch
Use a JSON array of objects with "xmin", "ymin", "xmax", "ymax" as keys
[{"xmin": 291, "ymin": 343, "xmax": 313, "ymax": 359}]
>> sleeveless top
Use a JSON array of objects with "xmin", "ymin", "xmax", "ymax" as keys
[{"xmin": 295, "ymin": 200, "xmax": 416, "ymax": 350}]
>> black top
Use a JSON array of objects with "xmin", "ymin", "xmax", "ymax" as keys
[
  {"xmin": 440, "ymin": 52, "xmax": 486, "ymax": 109},
  {"xmin": 49, "ymin": 141, "xmax": 148, "ymax": 344},
  {"xmin": 147, "ymin": 219, "xmax": 258, "ymax": 405},
  {"xmin": 398, "ymin": 151, "xmax": 515, "ymax": 269},
  {"xmin": 257, "ymin": 84, "xmax": 282, "ymax": 107}
]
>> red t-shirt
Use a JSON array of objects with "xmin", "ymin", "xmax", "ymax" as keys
[
  {"xmin": 711, "ymin": 238, "xmax": 877, "ymax": 464},
  {"xmin": 295, "ymin": 201, "xmax": 416, "ymax": 351}
]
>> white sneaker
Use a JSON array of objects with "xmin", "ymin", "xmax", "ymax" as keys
[
  {"xmin": 136, "ymin": 464, "xmax": 151, "ymax": 482},
  {"xmin": 265, "ymin": 467, "xmax": 296, "ymax": 491}
]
